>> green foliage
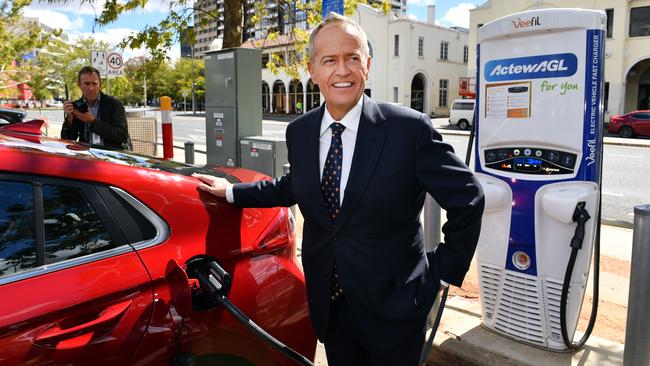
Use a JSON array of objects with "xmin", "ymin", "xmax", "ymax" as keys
[
  {"xmin": 108, "ymin": 56, "xmax": 205, "ymax": 106},
  {"xmin": 0, "ymin": 0, "xmax": 61, "ymax": 96}
]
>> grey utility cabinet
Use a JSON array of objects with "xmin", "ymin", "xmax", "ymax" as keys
[
  {"xmin": 204, "ymin": 48, "xmax": 262, "ymax": 167},
  {"xmin": 239, "ymin": 136, "xmax": 288, "ymax": 178}
]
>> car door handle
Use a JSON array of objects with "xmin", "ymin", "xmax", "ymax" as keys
[{"xmin": 33, "ymin": 299, "xmax": 133, "ymax": 348}]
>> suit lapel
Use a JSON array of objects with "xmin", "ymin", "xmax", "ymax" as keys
[{"xmin": 334, "ymin": 96, "xmax": 385, "ymax": 228}]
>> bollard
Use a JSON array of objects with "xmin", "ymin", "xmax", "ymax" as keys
[
  {"xmin": 161, "ymin": 96, "xmax": 173, "ymax": 159},
  {"xmin": 185, "ymin": 141, "xmax": 195, "ymax": 165},
  {"xmin": 624, "ymin": 204, "xmax": 650, "ymax": 366}
]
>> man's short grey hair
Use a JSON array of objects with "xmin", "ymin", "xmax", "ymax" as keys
[{"xmin": 308, "ymin": 13, "xmax": 370, "ymax": 61}]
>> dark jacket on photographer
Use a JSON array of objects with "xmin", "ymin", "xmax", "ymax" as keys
[{"xmin": 62, "ymin": 92, "xmax": 130, "ymax": 150}]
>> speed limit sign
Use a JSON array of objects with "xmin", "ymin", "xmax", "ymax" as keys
[{"xmin": 106, "ymin": 51, "xmax": 124, "ymax": 76}]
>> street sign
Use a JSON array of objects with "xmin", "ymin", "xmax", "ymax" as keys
[
  {"xmin": 322, "ymin": 0, "xmax": 344, "ymax": 18},
  {"xmin": 91, "ymin": 50, "xmax": 107, "ymax": 72},
  {"xmin": 107, "ymin": 51, "xmax": 124, "ymax": 77}
]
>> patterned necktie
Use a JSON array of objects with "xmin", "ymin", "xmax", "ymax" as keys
[
  {"xmin": 321, "ymin": 122, "xmax": 345, "ymax": 220},
  {"xmin": 321, "ymin": 122, "xmax": 345, "ymax": 301}
]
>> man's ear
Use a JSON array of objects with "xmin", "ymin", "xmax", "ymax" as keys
[{"xmin": 366, "ymin": 57, "xmax": 372, "ymax": 80}]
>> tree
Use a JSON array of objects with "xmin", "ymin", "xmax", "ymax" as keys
[
  {"xmin": 0, "ymin": 0, "xmax": 60, "ymax": 97},
  {"xmin": 53, "ymin": 0, "xmax": 390, "ymax": 69}
]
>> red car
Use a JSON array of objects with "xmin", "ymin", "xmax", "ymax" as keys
[
  {"xmin": 608, "ymin": 110, "xmax": 650, "ymax": 138},
  {"xmin": 0, "ymin": 121, "xmax": 316, "ymax": 365}
]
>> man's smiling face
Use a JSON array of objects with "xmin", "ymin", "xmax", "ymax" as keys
[{"xmin": 308, "ymin": 23, "xmax": 371, "ymax": 120}]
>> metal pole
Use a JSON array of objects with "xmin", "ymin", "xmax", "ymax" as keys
[
  {"xmin": 185, "ymin": 142, "xmax": 195, "ymax": 165},
  {"xmin": 191, "ymin": 45, "xmax": 196, "ymax": 116},
  {"xmin": 624, "ymin": 204, "xmax": 650, "ymax": 366},
  {"xmin": 143, "ymin": 75, "xmax": 147, "ymax": 107},
  {"xmin": 424, "ymin": 194, "xmax": 441, "ymax": 253}
]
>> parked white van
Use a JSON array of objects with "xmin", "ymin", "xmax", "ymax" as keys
[{"xmin": 448, "ymin": 99, "xmax": 475, "ymax": 130}]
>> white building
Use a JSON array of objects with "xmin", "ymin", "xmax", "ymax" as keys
[{"xmin": 253, "ymin": 4, "xmax": 469, "ymax": 116}]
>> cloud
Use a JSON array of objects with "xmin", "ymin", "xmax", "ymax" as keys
[
  {"xmin": 143, "ymin": 0, "xmax": 174, "ymax": 13},
  {"xmin": 440, "ymin": 3, "xmax": 477, "ymax": 28},
  {"xmin": 23, "ymin": 8, "xmax": 85, "ymax": 31},
  {"xmin": 407, "ymin": 0, "xmax": 436, "ymax": 5},
  {"xmin": 25, "ymin": 1, "xmax": 106, "ymax": 16},
  {"xmin": 26, "ymin": 0, "xmax": 173, "ymax": 16},
  {"xmin": 73, "ymin": 27, "xmax": 138, "ymax": 48}
]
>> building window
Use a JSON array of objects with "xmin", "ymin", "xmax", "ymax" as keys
[
  {"xmin": 463, "ymin": 45, "xmax": 469, "ymax": 63},
  {"xmin": 394, "ymin": 35, "xmax": 399, "ymax": 56},
  {"xmin": 630, "ymin": 6, "xmax": 650, "ymax": 37},
  {"xmin": 262, "ymin": 53, "xmax": 269, "ymax": 68},
  {"xmin": 605, "ymin": 9, "xmax": 614, "ymax": 38},
  {"xmin": 439, "ymin": 79, "xmax": 448, "ymax": 107},
  {"xmin": 440, "ymin": 41, "xmax": 448, "ymax": 61},
  {"xmin": 393, "ymin": 87, "xmax": 399, "ymax": 103},
  {"xmin": 418, "ymin": 37, "xmax": 424, "ymax": 57}
]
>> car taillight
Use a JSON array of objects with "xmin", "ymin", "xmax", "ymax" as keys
[
  {"xmin": 240, "ymin": 207, "xmax": 294, "ymax": 255},
  {"xmin": 610, "ymin": 116, "xmax": 621, "ymax": 124}
]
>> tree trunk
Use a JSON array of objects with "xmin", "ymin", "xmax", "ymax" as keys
[{"xmin": 223, "ymin": 0, "xmax": 244, "ymax": 48}]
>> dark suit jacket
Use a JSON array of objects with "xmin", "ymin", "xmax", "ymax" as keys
[
  {"xmin": 233, "ymin": 96, "xmax": 484, "ymax": 349},
  {"xmin": 61, "ymin": 92, "xmax": 129, "ymax": 150}
]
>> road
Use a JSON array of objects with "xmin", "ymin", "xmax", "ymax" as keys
[{"xmin": 27, "ymin": 109, "xmax": 650, "ymax": 226}]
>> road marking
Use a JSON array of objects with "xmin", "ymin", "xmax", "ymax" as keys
[
  {"xmin": 609, "ymin": 153, "xmax": 641, "ymax": 158},
  {"xmin": 602, "ymin": 192, "xmax": 624, "ymax": 197}
]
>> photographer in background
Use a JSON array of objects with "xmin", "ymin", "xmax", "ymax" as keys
[{"xmin": 62, "ymin": 66, "xmax": 130, "ymax": 150}]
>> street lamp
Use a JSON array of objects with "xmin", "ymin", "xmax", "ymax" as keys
[{"xmin": 191, "ymin": 44, "xmax": 196, "ymax": 115}]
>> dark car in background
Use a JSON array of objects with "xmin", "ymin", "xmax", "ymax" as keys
[
  {"xmin": 0, "ymin": 121, "xmax": 316, "ymax": 366},
  {"xmin": 608, "ymin": 110, "xmax": 650, "ymax": 138},
  {"xmin": 0, "ymin": 108, "xmax": 27, "ymax": 125}
]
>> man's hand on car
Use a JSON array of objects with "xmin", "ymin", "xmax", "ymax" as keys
[{"xmin": 193, "ymin": 173, "xmax": 232, "ymax": 198}]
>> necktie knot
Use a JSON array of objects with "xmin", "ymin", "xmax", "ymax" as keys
[{"xmin": 330, "ymin": 122, "xmax": 345, "ymax": 137}]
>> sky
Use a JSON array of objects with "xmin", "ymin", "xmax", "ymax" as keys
[{"xmin": 23, "ymin": 0, "xmax": 485, "ymax": 61}]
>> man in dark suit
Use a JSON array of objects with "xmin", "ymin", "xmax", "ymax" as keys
[
  {"xmin": 62, "ymin": 66, "xmax": 130, "ymax": 150},
  {"xmin": 194, "ymin": 14, "xmax": 484, "ymax": 366}
]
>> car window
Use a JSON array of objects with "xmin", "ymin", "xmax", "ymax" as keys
[
  {"xmin": 453, "ymin": 102, "xmax": 475, "ymax": 111},
  {"xmin": 633, "ymin": 112, "xmax": 650, "ymax": 120},
  {"xmin": 43, "ymin": 185, "xmax": 116, "ymax": 264},
  {"xmin": 0, "ymin": 181, "xmax": 36, "ymax": 277}
]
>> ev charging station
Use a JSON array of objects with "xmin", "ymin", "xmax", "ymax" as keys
[{"xmin": 474, "ymin": 9, "xmax": 605, "ymax": 351}]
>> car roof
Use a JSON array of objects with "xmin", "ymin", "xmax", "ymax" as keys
[{"xmin": 0, "ymin": 108, "xmax": 27, "ymax": 123}]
